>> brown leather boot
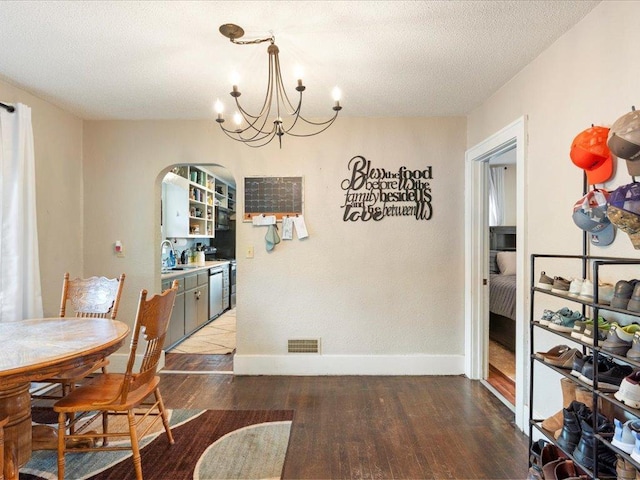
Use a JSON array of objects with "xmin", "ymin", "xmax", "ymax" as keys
[
  {"xmin": 575, "ymin": 384, "xmax": 616, "ymax": 419},
  {"xmin": 542, "ymin": 378, "xmax": 576, "ymax": 432}
]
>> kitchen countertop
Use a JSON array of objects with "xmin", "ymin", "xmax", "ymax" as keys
[{"xmin": 161, "ymin": 260, "xmax": 230, "ymax": 280}]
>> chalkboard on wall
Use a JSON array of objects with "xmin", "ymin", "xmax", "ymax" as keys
[{"xmin": 243, "ymin": 176, "xmax": 304, "ymax": 221}]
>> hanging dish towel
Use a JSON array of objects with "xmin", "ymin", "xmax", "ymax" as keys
[{"xmin": 265, "ymin": 224, "xmax": 281, "ymax": 251}]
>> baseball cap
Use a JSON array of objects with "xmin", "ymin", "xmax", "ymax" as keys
[
  {"xmin": 607, "ymin": 182, "xmax": 640, "ymax": 249},
  {"xmin": 572, "ymin": 189, "xmax": 615, "ymax": 247},
  {"xmin": 570, "ymin": 126, "xmax": 614, "ymax": 185},
  {"xmin": 608, "ymin": 107, "xmax": 640, "ymax": 177}
]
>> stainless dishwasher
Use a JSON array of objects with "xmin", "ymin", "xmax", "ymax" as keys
[{"xmin": 208, "ymin": 266, "xmax": 224, "ymax": 320}]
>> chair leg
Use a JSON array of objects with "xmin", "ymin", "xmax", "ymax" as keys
[
  {"xmin": 154, "ymin": 388, "xmax": 174, "ymax": 445},
  {"xmin": 102, "ymin": 411, "xmax": 109, "ymax": 447},
  {"xmin": 127, "ymin": 410, "xmax": 143, "ymax": 480},
  {"xmin": 57, "ymin": 412, "xmax": 67, "ymax": 480}
]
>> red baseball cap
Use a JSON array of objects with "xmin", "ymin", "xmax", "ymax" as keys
[{"xmin": 570, "ymin": 126, "xmax": 614, "ymax": 185}]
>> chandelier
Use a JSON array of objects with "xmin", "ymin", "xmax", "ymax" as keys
[{"xmin": 214, "ymin": 24, "xmax": 342, "ymax": 148}]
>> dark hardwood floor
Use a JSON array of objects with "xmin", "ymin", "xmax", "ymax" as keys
[{"xmin": 158, "ymin": 365, "xmax": 528, "ymax": 479}]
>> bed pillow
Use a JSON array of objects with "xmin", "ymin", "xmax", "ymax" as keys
[
  {"xmin": 489, "ymin": 250, "xmax": 500, "ymax": 274},
  {"xmin": 496, "ymin": 251, "xmax": 517, "ymax": 275}
]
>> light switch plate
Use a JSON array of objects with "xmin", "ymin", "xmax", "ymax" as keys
[{"xmin": 246, "ymin": 245, "xmax": 254, "ymax": 259}]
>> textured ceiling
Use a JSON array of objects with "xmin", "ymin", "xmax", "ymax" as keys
[{"xmin": 0, "ymin": 1, "xmax": 599, "ymax": 120}]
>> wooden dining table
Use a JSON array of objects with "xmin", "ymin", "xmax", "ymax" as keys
[{"xmin": 0, "ymin": 317, "xmax": 129, "ymax": 480}]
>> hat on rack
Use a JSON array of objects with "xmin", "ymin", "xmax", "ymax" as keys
[
  {"xmin": 607, "ymin": 182, "xmax": 640, "ymax": 249},
  {"xmin": 608, "ymin": 107, "xmax": 640, "ymax": 177},
  {"xmin": 570, "ymin": 126, "xmax": 614, "ymax": 185},
  {"xmin": 572, "ymin": 189, "xmax": 615, "ymax": 246}
]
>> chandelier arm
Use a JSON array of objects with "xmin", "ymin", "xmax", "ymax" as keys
[
  {"xmin": 234, "ymin": 95, "xmax": 276, "ymax": 140},
  {"xmin": 219, "ymin": 122, "xmax": 277, "ymax": 146},
  {"xmin": 282, "ymin": 112, "xmax": 340, "ymax": 138},
  {"xmin": 291, "ymin": 111, "xmax": 341, "ymax": 127}
]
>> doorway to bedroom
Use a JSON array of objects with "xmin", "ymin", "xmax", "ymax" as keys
[
  {"xmin": 464, "ymin": 116, "xmax": 527, "ymax": 430},
  {"xmin": 487, "ymin": 153, "xmax": 517, "ymax": 405}
]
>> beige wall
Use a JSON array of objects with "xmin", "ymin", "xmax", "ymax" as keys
[
  {"xmin": 83, "ymin": 117, "xmax": 467, "ymax": 374},
  {"xmin": 0, "ymin": 79, "xmax": 83, "ymax": 315},
  {"xmin": 468, "ymin": 0, "xmax": 640, "ymax": 418}
]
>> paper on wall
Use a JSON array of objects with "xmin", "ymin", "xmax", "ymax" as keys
[
  {"xmin": 293, "ymin": 215, "xmax": 309, "ymax": 239},
  {"xmin": 251, "ymin": 214, "xmax": 276, "ymax": 226},
  {"xmin": 281, "ymin": 216, "xmax": 294, "ymax": 240}
]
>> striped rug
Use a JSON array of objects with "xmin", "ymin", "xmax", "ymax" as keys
[{"xmin": 19, "ymin": 409, "xmax": 293, "ymax": 480}]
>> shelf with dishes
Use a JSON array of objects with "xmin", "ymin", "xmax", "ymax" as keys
[{"xmin": 163, "ymin": 165, "xmax": 235, "ymax": 239}]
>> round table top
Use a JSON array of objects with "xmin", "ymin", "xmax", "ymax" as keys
[{"xmin": 0, "ymin": 317, "xmax": 129, "ymax": 379}]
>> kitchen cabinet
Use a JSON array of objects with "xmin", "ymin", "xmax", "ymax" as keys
[
  {"xmin": 162, "ymin": 165, "xmax": 236, "ymax": 239},
  {"xmin": 184, "ymin": 272, "xmax": 208, "ymax": 334},
  {"xmin": 161, "ymin": 261, "xmax": 230, "ymax": 349},
  {"xmin": 161, "ymin": 277, "xmax": 185, "ymax": 347}
]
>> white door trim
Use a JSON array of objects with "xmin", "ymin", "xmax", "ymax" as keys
[{"xmin": 464, "ymin": 115, "xmax": 527, "ymax": 431}]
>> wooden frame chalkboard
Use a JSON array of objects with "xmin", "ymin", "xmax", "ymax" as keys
[{"xmin": 243, "ymin": 176, "xmax": 304, "ymax": 221}]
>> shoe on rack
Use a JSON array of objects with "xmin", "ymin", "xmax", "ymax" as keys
[
  {"xmin": 542, "ymin": 378, "xmax": 577, "ymax": 432},
  {"xmin": 568, "ymin": 278, "xmax": 584, "ymax": 298},
  {"xmin": 597, "ymin": 362, "xmax": 634, "ymax": 391},
  {"xmin": 552, "ymin": 459, "xmax": 586, "ymax": 480},
  {"xmin": 539, "ymin": 444, "xmax": 568, "ymax": 480},
  {"xmin": 551, "ymin": 276, "xmax": 572, "ymax": 295},
  {"xmin": 616, "ymin": 454, "xmax": 637, "ymax": 480},
  {"xmin": 580, "ymin": 317, "xmax": 610, "ymax": 345},
  {"xmin": 570, "ymin": 352, "xmax": 587, "ymax": 378},
  {"xmin": 534, "ymin": 344, "xmax": 571, "ymax": 361},
  {"xmin": 602, "ymin": 323, "xmax": 640, "ymax": 356},
  {"xmin": 632, "ymin": 431, "xmax": 640, "ymax": 464},
  {"xmin": 572, "ymin": 414, "xmax": 616, "ymax": 476},
  {"xmin": 544, "ymin": 348, "xmax": 581, "ymax": 370},
  {"xmin": 537, "ymin": 271, "xmax": 554, "ymax": 291},
  {"xmin": 549, "ymin": 310, "xmax": 585, "ymax": 333},
  {"xmin": 612, "ymin": 279, "xmax": 640, "ymax": 310},
  {"xmin": 577, "ymin": 355, "xmax": 616, "ymax": 385},
  {"xmin": 628, "ymin": 283, "xmax": 640, "ymax": 313},
  {"xmin": 628, "ymin": 333, "xmax": 640, "ymax": 361},
  {"xmin": 612, "ymin": 419, "xmax": 640, "ymax": 454},
  {"xmin": 540, "ymin": 307, "xmax": 573, "ymax": 326},
  {"xmin": 570, "ymin": 318, "xmax": 592, "ymax": 339},
  {"xmin": 597, "ymin": 282, "xmax": 615, "ymax": 305},
  {"xmin": 556, "ymin": 401, "xmax": 591, "ymax": 453},
  {"xmin": 577, "ymin": 279, "xmax": 593, "ymax": 302},
  {"xmin": 615, "ymin": 370, "xmax": 640, "ymax": 408}
]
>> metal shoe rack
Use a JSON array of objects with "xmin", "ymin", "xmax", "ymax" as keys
[{"xmin": 529, "ymin": 253, "xmax": 640, "ymax": 478}]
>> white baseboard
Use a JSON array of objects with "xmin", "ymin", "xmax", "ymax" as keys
[
  {"xmin": 108, "ymin": 352, "xmax": 165, "ymax": 373},
  {"xmin": 233, "ymin": 354, "xmax": 464, "ymax": 376}
]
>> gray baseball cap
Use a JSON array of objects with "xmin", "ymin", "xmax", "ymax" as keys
[{"xmin": 608, "ymin": 107, "xmax": 640, "ymax": 176}]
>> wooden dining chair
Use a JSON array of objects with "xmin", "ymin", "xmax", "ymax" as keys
[
  {"xmin": 53, "ymin": 280, "xmax": 178, "ymax": 480},
  {"xmin": 31, "ymin": 272, "xmax": 126, "ymax": 440},
  {"xmin": 33, "ymin": 273, "xmax": 126, "ymax": 396}
]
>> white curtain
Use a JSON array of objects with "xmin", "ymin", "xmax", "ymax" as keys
[
  {"xmin": 0, "ymin": 103, "xmax": 43, "ymax": 321},
  {"xmin": 488, "ymin": 166, "xmax": 505, "ymax": 226}
]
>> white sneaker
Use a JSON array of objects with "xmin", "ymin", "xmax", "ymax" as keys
[
  {"xmin": 578, "ymin": 279, "xmax": 593, "ymax": 302},
  {"xmin": 568, "ymin": 278, "xmax": 584, "ymax": 297}
]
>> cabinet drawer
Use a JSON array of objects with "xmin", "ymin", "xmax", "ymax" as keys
[
  {"xmin": 197, "ymin": 272, "xmax": 208, "ymax": 286},
  {"xmin": 184, "ymin": 273, "xmax": 198, "ymax": 290},
  {"xmin": 162, "ymin": 277, "xmax": 185, "ymax": 293}
]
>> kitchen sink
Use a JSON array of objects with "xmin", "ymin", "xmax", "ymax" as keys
[{"xmin": 170, "ymin": 265, "xmax": 199, "ymax": 270}]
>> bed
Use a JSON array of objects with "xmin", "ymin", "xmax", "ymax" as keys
[{"xmin": 489, "ymin": 226, "xmax": 517, "ymax": 352}]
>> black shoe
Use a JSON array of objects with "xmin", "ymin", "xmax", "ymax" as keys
[
  {"xmin": 572, "ymin": 414, "xmax": 615, "ymax": 474},
  {"xmin": 557, "ymin": 401, "xmax": 591, "ymax": 453}
]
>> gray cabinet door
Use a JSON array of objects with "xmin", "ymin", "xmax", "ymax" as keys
[{"xmin": 167, "ymin": 292, "xmax": 185, "ymax": 347}]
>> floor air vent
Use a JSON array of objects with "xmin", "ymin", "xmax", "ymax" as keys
[{"xmin": 288, "ymin": 339, "xmax": 320, "ymax": 354}]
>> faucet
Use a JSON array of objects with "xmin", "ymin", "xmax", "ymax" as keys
[{"xmin": 160, "ymin": 240, "xmax": 176, "ymax": 271}]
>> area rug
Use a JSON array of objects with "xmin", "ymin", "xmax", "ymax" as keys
[
  {"xmin": 170, "ymin": 309, "xmax": 236, "ymax": 354},
  {"xmin": 19, "ymin": 409, "xmax": 293, "ymax": 480}
]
